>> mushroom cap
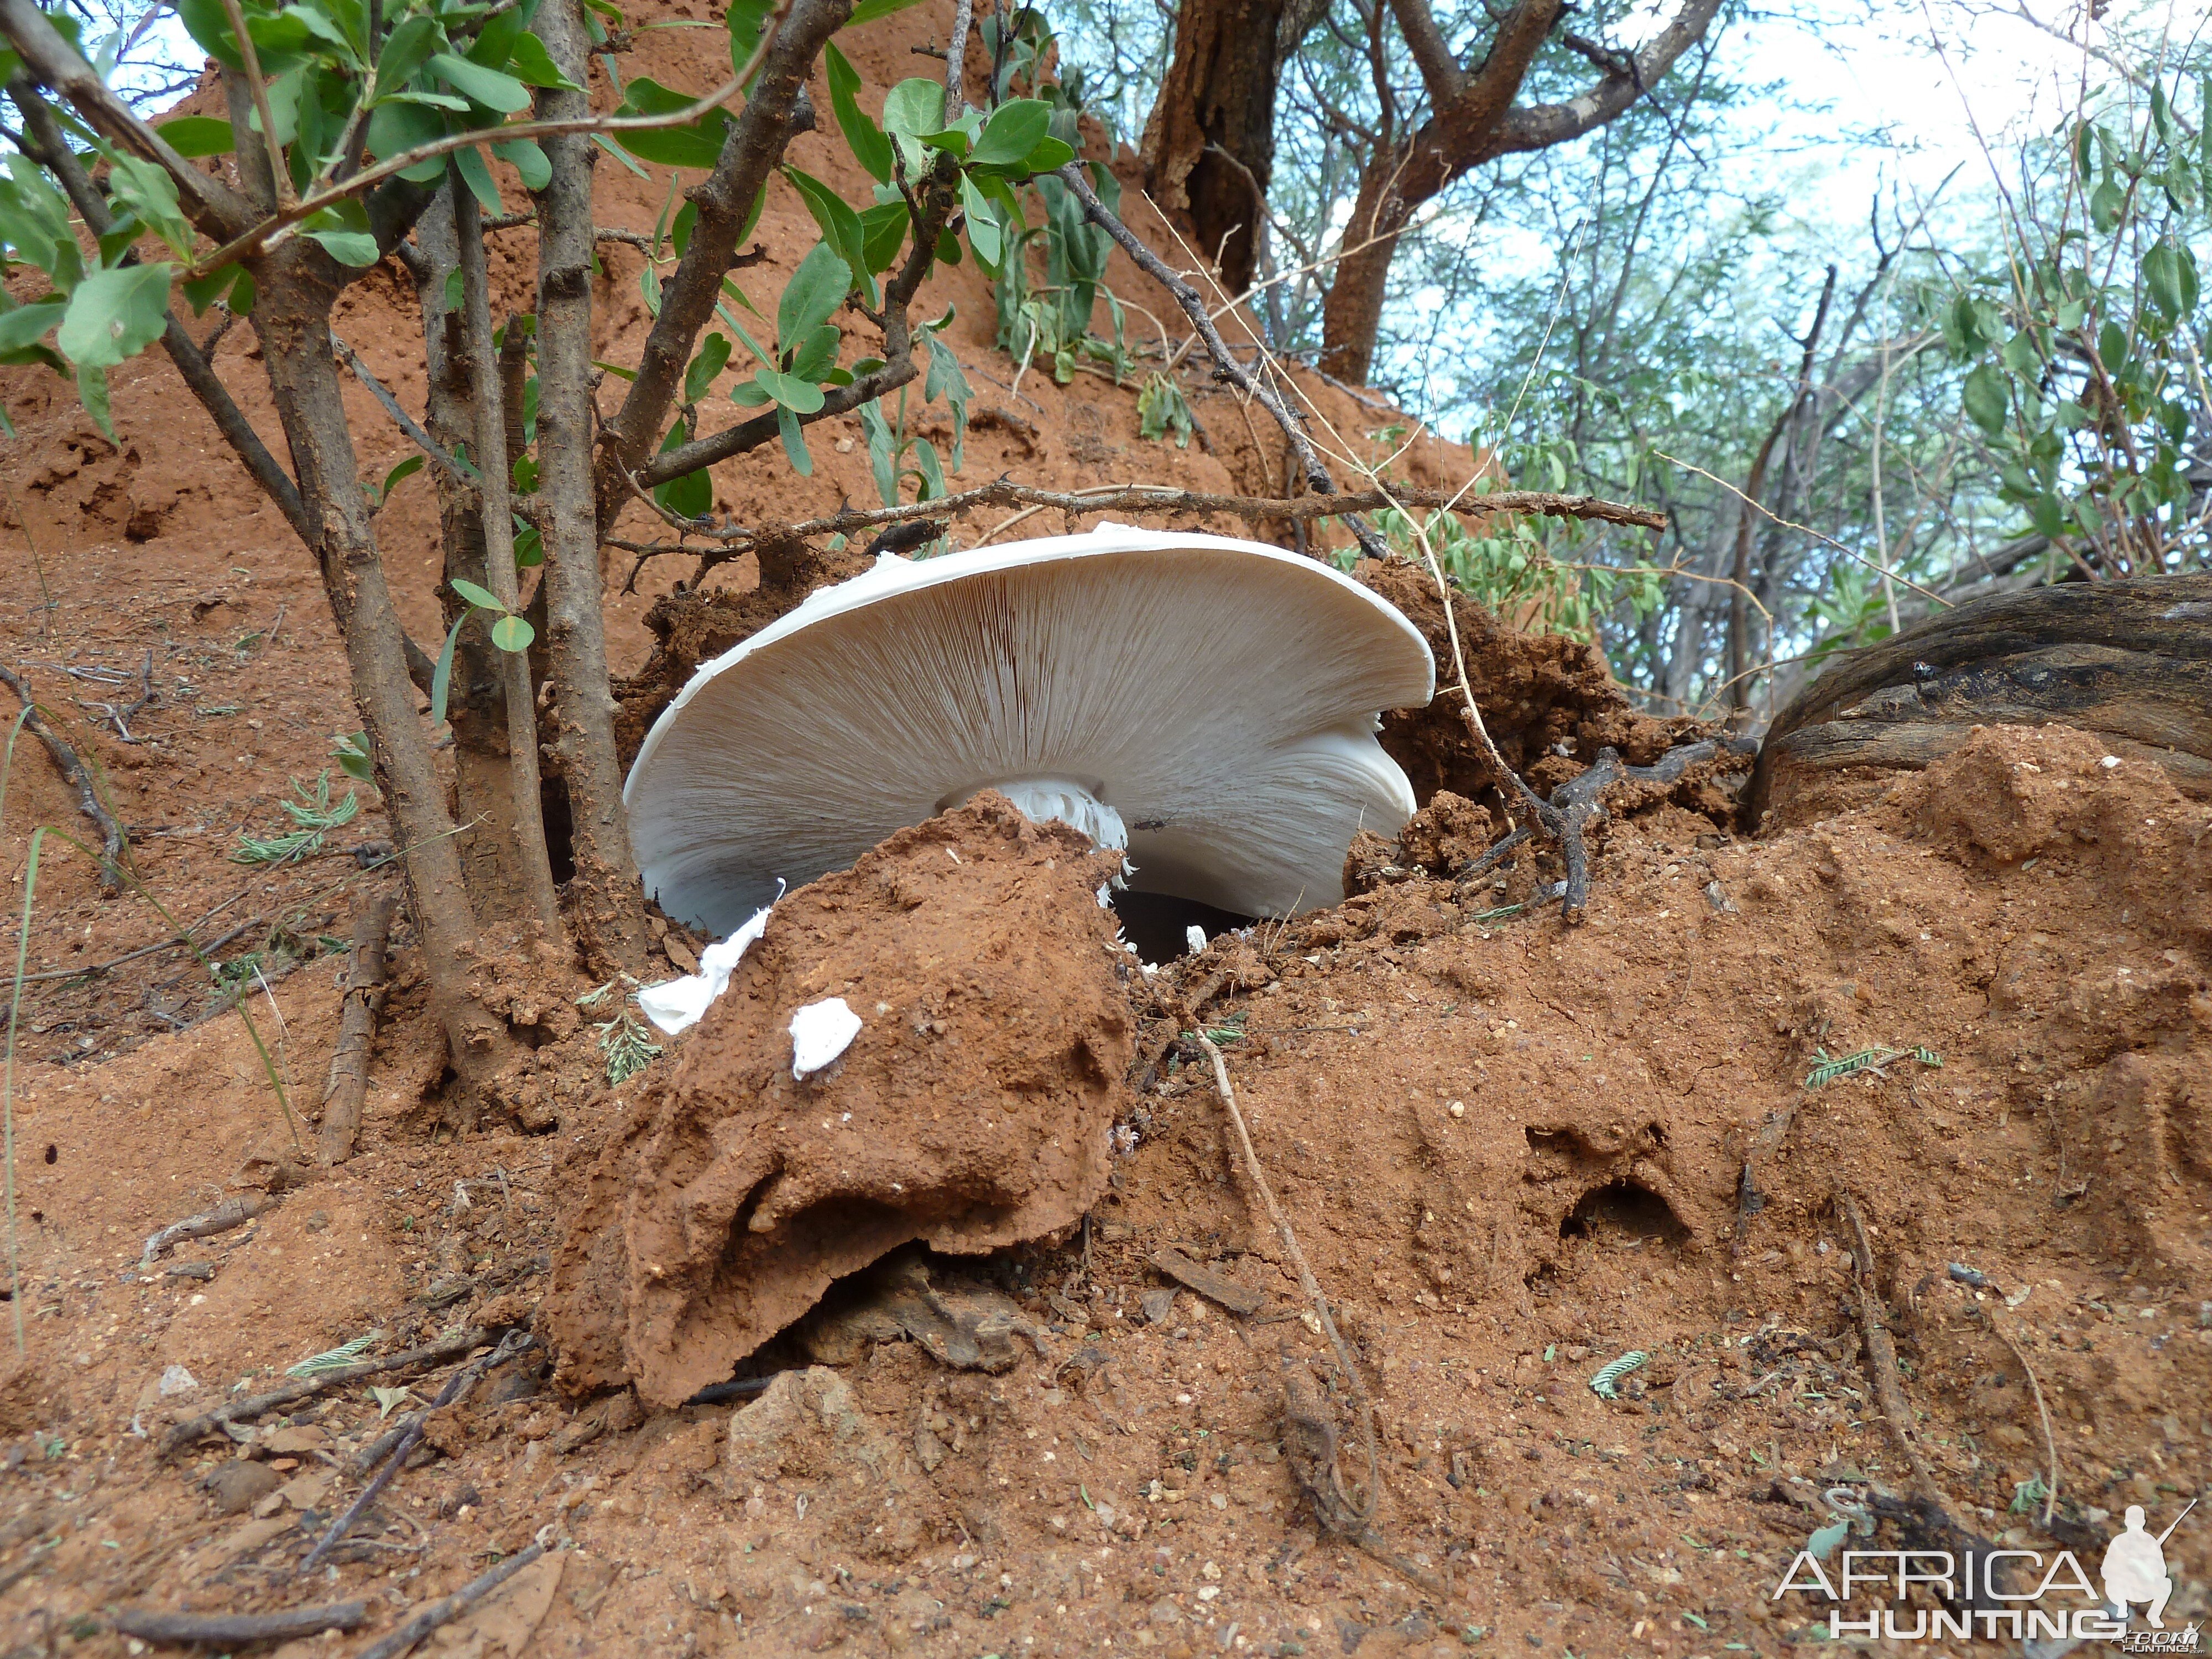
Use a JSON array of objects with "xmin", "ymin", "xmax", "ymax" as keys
[{"xmin": 625, "ymin": 524, "xmax": 1435, "ymax": 934}]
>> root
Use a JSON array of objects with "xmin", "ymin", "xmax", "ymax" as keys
[{"xmin": 356, "ymin": 1541, "xmax": 551, "ymax": 1659}]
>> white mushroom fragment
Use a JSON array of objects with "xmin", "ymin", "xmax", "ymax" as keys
[
  {"xmin": 789, "ymin": 997, "xmax": 862, "ymax": 1079},
  {"xmin": 625, "ymin": 524, "xmax": 1436, "ymax": 935},
  {"xmin": 635, "ymin": 884, "xmax": 780, "ymax": 1036}
]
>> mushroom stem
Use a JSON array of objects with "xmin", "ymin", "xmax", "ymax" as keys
[{"xmin": 943, "ymin": 779, "xmax": 1129, "ymax": 851}]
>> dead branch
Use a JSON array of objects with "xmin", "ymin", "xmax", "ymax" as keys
[
  {"xmin": 142, "ymin": 1192, "xmax": 276, "ymax": 1265},
  {"xmin": 160, "ymin": 1327, "xmax": 492, "ymax": 1457},
  {"xmin": 1053, "ymin": 164, "xmax": 1389, "ymax": 559},
  {"xmin": 610, "ymin": 479, "xmax": 1662, "ymax": 580},
  {"xmin": 355, "ymin": 1541, "xmax": 550, "ymax": 1659},
  {"xmin": 1978, "ymin": 1308, "xmax": 2059, "ymax": 1528},
  {"xmin": 1193, "ymin": 1031, "xmax": 1381, "ymax": 1527},
  {"xmin": 1833, "ymin": 1185, "xmax": 1940, "ymax": 1501},
  {"xmin": 301, "ymin": 1333, "xmax": 530, "ymax": 1574},
  {"xmin": 320, "ymin": 895, "xmax": 396, "ymax": 1166},
  {"xmin": 110, "ymin": 1603, "xmax": 368, "ymax": 1645},
  {"xmin": 1, "ymin": 660, "xmax": 128, "ymax": 891}
]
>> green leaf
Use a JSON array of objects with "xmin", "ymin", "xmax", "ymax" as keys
[
  {"xmin": 913, "ymin": 433, "xmax": 945, "ymax": 498},
  {"xmin": 778, "ymin": 242, "xmax": 851, "ymax": 353},
  {"xmin": 613, "ymin": 116, "xmax": 728, "ymax": 169},
  {"xmin": 971, "ymin": 98, "xmax": 1050, "ymax": 168},
  {"xmin": 729, "ymin": 378, "xmax": 773, "ymax": 407},
  {"xmin": 491, "ymin": 612, "xmax": 535, "ymax": 652},
  {"xmin": 493, "ymin": 138, "xmax": 551, "ymax": 191},
  {"xmin": 371, "ymin": 13, "xmax": 441, "ymax": 98},
  {"xmin": 755, "ymin": 367, "xmax": 826, "ymax": 412},
  {"xmin": 959, "ymin": 174, "xmax": 1003, "ymax": 270},
  {"xmin": 380, "ymin": 454, "xmax": 425, "ymax": 499},
  {"xmin": 684, "ymin": 331, "xmax": 732, "ymax": 401},
  {"xmin": 847, "ymin": 0, "xmax": 924, "ymax": 22},
  {"xmin": 672, "ymin": 200, "xmax": 698, "ymax": 257},
  {"xmin": 860, "ymin": 399, "xmax": 895, "ymax": 505},
  {"xmin": 1961, "ymin": 362, "xmax": 2010, "ymax": 437},
  {"xmin": 824, "ymin": 42, "xmax": 893, "ymax": 183},
  {"xmin": 1018, "ymin": 135, "xmax": 1076, "ymax": 175},
  {"xmin": 782, "ymin": 165, "xmax": 875, "ymax": 302},
  {"xmin": 726, "ymin": 0, "xmax": 774, "ymax": 72},
  {"xmin": 74, "ymin": 359, "xmax": 112, "ymax": 439},
  {"xmin": 881, "ymin": 77, "xmax": 945, "ymax": 177},
  {"xmin": 429, "ymin": 608, "xmax": 467, "ymax": 727},
  {"xmin": 58, "ymin": 263, "xmax": 173, "ymax": 368},
  {"xmin": 450, "ymin": 576, "xmax": 505, "ymax": 612},
  {"xmin": 0, "ymin": 300, "xmax": 64, "ymax": 355},
  {"xmin": 925, "ymin": 331, "xmax": 969, "ymax": 469},
  {"xmin": 307, "ymin": 227, "xmax": 381, "ymax": 266},
  {"xmin": 2089, "ymin": 176, "xmax": 2125, "ymax": 232},
  {"xmin": 787, "ymin": 322, "xmax": 841, "ymax": 383},
  {"xmin": 859, "ymin": 201, "xmax": 909, "ymax": 273},
  {"xmin": 155, "ymin": 115, "xmax": 235, "ymax": 158},
  {"xmin": 454, "ymin": 144, "xmax": 504, "ymax": 214},
  {"xmin": 430, "ymin": 52, "xmax": 531, "ymax": 113},
  {"xmin": 777, "ymin": 404, "xmax": 812, "ymax": 474},
  {"xmin": 504, "ymin": 30, "xmax": 583, "ymax": 90},
  {"xmin": 2143, "ymin": 236, "xmax": 2197, "ymax": 320}
]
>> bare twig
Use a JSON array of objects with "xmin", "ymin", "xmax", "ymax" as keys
[
  {"xmin": 141, "ymin": 1192, "xmax": 276, "ymax": 1264},
  {"xmin": 111, "ymin": 1603, "xmax": 367, "ymax": 1644},
  {"xmin": 320, "ymin": 895, "xmax": 395, "ymax": 1165},
  {"xmin": 1980, "ymin": 1310, "xmax": 2058, "ymax": 1527},
  {"xmin": 1052, "ymin": 165, "xmax": 1389, "ymax": 559},
  {"xmin": 160, "ymin": 1327, "xmax": 492, "ymax": 1457},
  {"xmin": 301, "ymin": 1335, "xmax": 526, "ymax": 1574},
  {"xmin": 355, "ymin": 1541, "xmax": 550, "ymax": 1659},
  {"xmin": 1193, "ymin": 1031, "xmax": 1380, "ymax": 1527},
  {"xmin": 0, "ymin": 661, "xmax": 126, "ymax": 890},
  {"xmin": 1834, "ymin": 1185, "xmax": 1940, "ymax": 1501}
]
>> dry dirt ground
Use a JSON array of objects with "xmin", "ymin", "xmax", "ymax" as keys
[{"xmin": 3, "ymin": 6, "xmax": 2211, "ymax": 1656}]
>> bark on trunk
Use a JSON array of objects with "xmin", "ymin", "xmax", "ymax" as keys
[
  {"xmin": 248, "ymin": 258, "xmax": 515, "ymax": 1100},
  {"xmin": 1316, "ymin": 163, "xmax": 1413, "ymax": 384},
  {"xmin": 320, "ymin": 894, "xmax": 395, "ymax": 1165},
  {"xmin": 1140, "ymin": 0, "xmax": 1287, "ymax": 295},
  {"xmin": 533, "ymin": 0, "xmax": 649, "ymax": 974}
]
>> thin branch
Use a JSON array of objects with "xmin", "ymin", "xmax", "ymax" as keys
[
  {"xmin": 0, "ymin": 662, "xmax": 126, "ymax": 892},
  {"xmin": 218, "ymin": 0, "xmax": 295, "ymax": 210},
  {"xmin": 331, "ymin": 332, "xmax": 468, "ymax": 484},
  {"xmin": 1052, "ymin": 164, "xmax": 1389, "ymax": 558},
  {"xmin": 9, "ymin": 84, "xmax": 312, "ymax": 546},
  {"xmin": 179, "ymin": 0, "xmax": 806, "ymax": 277}
]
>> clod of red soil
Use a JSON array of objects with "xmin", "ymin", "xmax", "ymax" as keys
[
  {"xmin": 1352, "ymin": 555, "xmax": 1734, "ymax": 803},
  {"xmin": 542, "ymin": 795, "xmax": 1135, "ymax": 1406}
]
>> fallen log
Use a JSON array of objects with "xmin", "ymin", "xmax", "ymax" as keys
[{"xmin": 1751, "ymin": 572, "xmax": 2212, "ymax": 824}]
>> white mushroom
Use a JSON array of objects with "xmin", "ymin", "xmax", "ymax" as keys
[
  {"xmin": 789, "ymin": 997, "xmax": 861, "ymax": 1079},
  {"xmin": 625, "ymin": 523, "xmax": 1436, "ymax": 935}
]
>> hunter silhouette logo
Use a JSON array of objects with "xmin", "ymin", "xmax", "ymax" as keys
[
  {"xmin": 1770, "ymin": 1496, "xmax": 2201, "ymax": 1647},
  {"xmin": 2105, "ymin": 1503, "xmax": 2189, "ymax": 1628}
]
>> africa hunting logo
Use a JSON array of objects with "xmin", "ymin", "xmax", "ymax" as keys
[{"xmin": 1769, "ymin": 1499, "xmax": 2200, "ymax": 1648}]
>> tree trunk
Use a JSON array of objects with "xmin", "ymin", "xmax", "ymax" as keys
[
  {"xmin": 1140, "ymin": 0, "xmax": 1287, "ymax": 295},
  {"xmin": 409, "ymin": 194, "xmax": 540, "ymax": 927},
  {"xmin": 248, "ymin": 259, "xmax": 517, "ymax": 1100},
  {"xmin": 533, "ymin": 0, "xmax": 649, "ymax": 974},
  {"xmin": 1316, "ymin": 158, "xmax": 1415, "ymax": 384}
]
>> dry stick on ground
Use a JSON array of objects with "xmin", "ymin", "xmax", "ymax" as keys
[
  {"xmin": 1979, "ymin": 1308, "xmax": 2059, "ymax": 1528},
  {"xmin": 300, "ymin": 1338, "xmax": 525, "ymax": 1574},
  {"xmin": 320, "ymin": 895, "xmax": 397, "ymax": 1166},
  {"xmin": 111, "ymin": 1603, "xmax": 368, "ymax": 1645},
  {"xmin": 1192, "ymin": 1032, "xmax": 1381, "ymax": 1526},
  {"xmin": 141, "ymin": 1192, "xmax": 276, "ymax": 1264},
  {"xmin": 355, "ymin": 1541, "xmax": 550, "ymax": 1659},
  {"xmin": 160, "ymin": 1327, "xmax": 491, "ymax": 1457},
  {"xmin": 1833, "ymin": 1184, "xmax": 1941, "ymax": 1501},
  {"xmin": 0, "ymin": 661, "xmax": 127, "ymax": 892}
]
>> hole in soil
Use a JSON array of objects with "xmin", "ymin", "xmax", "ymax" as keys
[
  {"xmin": 1560, "ymin": 1180, "xmax": 1687, "ymax": 1244},
  {"xmin": 1111, "ymin": 890, "xmax": 1254, "ymax": 965},
  {"xmin": 43, "ymin": 1144, "xmax": 56, "ymax": 1165}
]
